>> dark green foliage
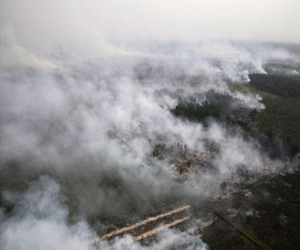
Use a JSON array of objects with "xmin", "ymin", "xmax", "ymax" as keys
[
  {"xmin": 249, "ymin": 74, "xmax": 300, "ymax": 98},
  {"xmin": 171, "ymin": 100, "xmax": 222, "ymax": 123},
  {"xmin": 255, "ymin": 95, "xmax": 300, "ymax": 155},
  {"xmin": 247, "ymin": 171, "xmax": 300, "ymax": 250},
  {"xmin": 171, "ymin": 90, "xmax": 252, "ymax": 125},
  {"xmin": 171, "ymin": 84, "xmax": 300, "ymax": 159},
  {"xmin": 232, "ymin": 77, "xmax": 300, "ymax": 155}
]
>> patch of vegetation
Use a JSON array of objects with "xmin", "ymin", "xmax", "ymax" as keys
[
  {"xmin": 246, "ymin": 170, "xmax": 300, "ymax": 250},
  {"xmin": 213, "ymin": 211, "xmax": 271, "ymax": 250},
  {"xmin": 232, "ymin": 74, "xmax": 300, "ymax": 155},
  {"xmin": 171, "ymin": 74, "xmax": 300, "ymax": 156},
  {"xmin": 171, "ymin": 90, "xmax": 256, "ymax": 128},
  {"xmin": 249, "ymin": 74, "xmax": 300, "ymax": 98},
  {"xmin": 172, "ymin": 73, "xmax": 300, "ymax": 249}
]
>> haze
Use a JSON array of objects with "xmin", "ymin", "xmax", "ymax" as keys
[{"xmin": 1, "ymin": 0, "xmax": 300, "ymax": 48}]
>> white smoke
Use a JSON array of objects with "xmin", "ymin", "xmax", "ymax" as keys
[
  {"xmin": 0, "ymin": 176, "xmax": 208, "ymax": 250},
  {"xmin": 0, "ymin": 45, "xmax": 282, "ymax": 227},
  {"xmin": 0, "ymin": 176, "xmax": 95, "ymax": 250},
  {"xmin": 0, "ymin": 25, "xmax": 57, "ymax": 70},
  {"xmin": 1, "ymin": 4, "xmax": 298, "ymax": 248}
]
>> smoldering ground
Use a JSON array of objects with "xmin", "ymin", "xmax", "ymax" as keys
[{"xmin": 1, "ymin": 36, "xmax": 298, "ymax": 250}]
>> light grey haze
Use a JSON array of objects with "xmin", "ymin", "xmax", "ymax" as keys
[
  {"xmin": 1, "ymin": 0, "xmax": 300, "ymax": 47},
  {"xmin": 0, "ymin": 1, "xmax": 299, "ymax": 250}
]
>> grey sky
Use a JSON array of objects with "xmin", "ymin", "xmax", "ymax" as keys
[{"xmin": 1, "ymin": 0, "xmax": 300, "ymax": 46}]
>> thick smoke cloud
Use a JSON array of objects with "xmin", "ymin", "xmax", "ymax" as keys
[
  {"xmin": 1, "ymin": 1, "xmax": 299, "ymax": 249},
  {"xmin": 1, "ymin": 33, "xmax": 297, "ymax": 248},
  {"xmin": 0, "ymin": 41, "xmax": 288, "ymax": 211},
  {"xmin": 0, "ymin": 176, "xmax": 94, "ymax": 250},
  {"xmin": 0, "ymin": 176, "xmax": 208, "ymax": 250}
]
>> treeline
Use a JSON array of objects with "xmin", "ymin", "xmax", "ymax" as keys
[
  {"xmin": 171, "ymin": 90, "xmax": 255, "ymax": 124},
  {"xmin": 247, "ymin": 73, "xmax": 300, "ymax": 155},
  {"xmin": 171, "ymin": 88, "xmax": 299, "ymax": 158},
  {"xmin": 171, "ymin": 91, "xmax": 233, "ymax": 122},
  {"xmin": 249, "ymin": 74, "xmax": 300, "ymax": 98}
]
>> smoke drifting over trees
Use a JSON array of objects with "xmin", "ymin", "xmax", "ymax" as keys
[{"xmin": 1, "ymin": 1, "xmax": 300, "ymax": 249}]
